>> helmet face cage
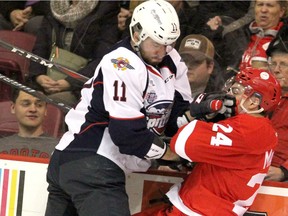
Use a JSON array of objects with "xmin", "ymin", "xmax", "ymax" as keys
[
  {"xmin": 222, "ymin": 76, "xmax": 235, "ymax": 93},
  {"xmin": 129, "ymin": 0, "xmax": 180, "ymax": 47},
  {"xmin": 234, "ymin": 67, "xmax": 281, "ymax": 112}
]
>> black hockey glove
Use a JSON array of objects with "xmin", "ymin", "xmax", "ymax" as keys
[
  {"xmin": 221, "ymin": 94, "xmax": 237, "ymax": 118},
  {"xmin": 190, "ymin": 92, "xmax": 225, "ymax": 120},
  {"xmin": 155, "ymin": 158, "xmax": 195, "ymax": 172}
]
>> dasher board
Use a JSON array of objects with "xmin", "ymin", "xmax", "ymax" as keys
[{"xmin": 1, "ymin": 155, "xmax": 288, "ymax": 216}]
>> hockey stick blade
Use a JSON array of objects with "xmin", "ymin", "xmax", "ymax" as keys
[
  {"xmin": 0, "ymin": 38, "xmax": 89, "ymax": 83},
  {"xmin": 0, "ymin": 73, "xmax": 71, "ymax": 112}
]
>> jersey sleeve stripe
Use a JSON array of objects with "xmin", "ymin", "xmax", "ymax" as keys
[{"xmin": 174, "ymin": 120, "xmax": 198, "ymax": 161}]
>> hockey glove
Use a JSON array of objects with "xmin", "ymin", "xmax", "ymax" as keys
[
  {"xmin": 156, "ymin": 158, "xmax": 195, "ymax": 172},
  {"xmin": 190, "ymin": 92, "xmax": 224, "ymax": 120},
  {"xmin": 218, "ymin": 94, "xmax": 237, "ymax": 118}
]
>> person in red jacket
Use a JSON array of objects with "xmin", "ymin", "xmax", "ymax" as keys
[
  {"xmin": 265, "ymin": 24, "xmax": 288, "ymax": 182},
  {"xmin": 133, "ymin": 67, "xmax": 281, "ymax": 216},
  {"xmin": 240, "ymin": 0, "xmax": 287, "ymax": 69}
]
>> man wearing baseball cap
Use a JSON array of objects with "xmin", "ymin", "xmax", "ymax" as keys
[{"xmin": 178, "ymin": 34, "xmax": 225, "ymax": 98}]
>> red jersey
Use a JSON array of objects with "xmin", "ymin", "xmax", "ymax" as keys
[
  {"xmin": 270, "ymin": 96, "xmax": 288, "ymax": 170},
  {"xmin": 168, "ymin": 114, "xmax": 277, "ymax": 216}
]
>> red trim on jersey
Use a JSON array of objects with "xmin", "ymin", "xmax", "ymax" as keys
[
  {"xmin": 93, "ymin": 81, "xmax": 103, "ymax": 87},
  {"xmin": 146, "ymin": 65, "xmax": 162, "ymax": 78},
  {"xmin": 79, "ymin": 122, "xmax": 108, "ymax": 134}
]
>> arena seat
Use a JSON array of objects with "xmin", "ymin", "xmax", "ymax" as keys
[
  {"xmin": 0, "ymin": 59, "xmax": 23, "ymax": 101},
  {"xmin": 0, "ymin": 101, "xmax": 64, "ymax": 138},
  {"xmin": 43, "ymin": 104, "xmax": 65, "ymax": 138},
  {"xmin": 0, "ymin": 30, "xmax": 36, "ymax": 80},
  {"xmin": 0, "ymin": 30, "xmax": 37, "ymax": 101}
]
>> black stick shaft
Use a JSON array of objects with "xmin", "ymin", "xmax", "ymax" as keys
[
  {"xmin": 0, "ymin": 73, "xmax": 71, "ymax": 112},
  {"xmin": 0, "ymin": 39, "xmax": 89, "ymax": 83}
]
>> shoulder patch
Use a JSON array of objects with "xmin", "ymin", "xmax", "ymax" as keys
[{"xmin": 111, "ymin": 57, "xmax": 135, "ymax": 70}]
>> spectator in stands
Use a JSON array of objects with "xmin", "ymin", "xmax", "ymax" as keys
[
  {"xmin": 0, "ymin": 1, "xmax": 50, "ymax": 35},
  {"xmin": 28, "ymin": 0, "xmax": 120, "ymax": 107},
  {"xmin": 203, "ymin": 0, "xmax": 287, "ymax": 73},
  {"xmin": 117, "ymin": 1, "xmax": 132, "ymax": 34},
  {"xmin": 196, "ymin": 0, "xmax": 252, "ymax": 34},
  {"xmin": 265, "ymin": 25, "xmax": 288, "ymax": 182},
  {"xmin": 0, "ymin": 87, "xmax": 58, "ymax": 158},
  {"xmin": 203, "ymin": 1, "xmax": 254, "ymax": 70},
  {"xmin": 178, "ymin": 34, "xmax": 225, "ymax": 98},
  {"xmin": 239, "ymin": 0, "xmax": 287, "ymax": 69},
  {"xmin": 205, "ymin": 1, "xmax": 255, "ymax": 36}
]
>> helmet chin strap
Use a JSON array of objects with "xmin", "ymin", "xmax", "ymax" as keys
[
  {"xmin": 131, "ymin": 37, "xmax": 141, "ymax": 52},
  {"xmin": 130, "ymin": 34, "xmax": 143, "ymax": 60},
  {"xmin": 131, "ymin": 29, "xmax": 142, "ymax": 50},
  {"xmin": 133, "ymin": 43, "xmax": 144, "ymax": 63},
  {"xmin": 133, "ymin": 41, "xmax": 141, "ymax": 52},
  {"xmin": 239, "ymin": 97, "xmax": 264, "ymax": 114}
]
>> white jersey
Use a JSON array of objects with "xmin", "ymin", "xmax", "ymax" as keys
[{"xmin": 56, "ymin": 38, "xmax": 192, "ymax": 173}]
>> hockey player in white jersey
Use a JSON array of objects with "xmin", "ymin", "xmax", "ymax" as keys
[{"xmin": 45, "ymin": 1, "xmax": 193, "ymax": 215}]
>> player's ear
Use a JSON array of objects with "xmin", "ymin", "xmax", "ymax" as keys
[{"xmin": 133, "ymin": 31, "xmax": 140, "ymax": 43}]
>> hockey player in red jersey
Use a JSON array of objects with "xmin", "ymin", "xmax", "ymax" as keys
[{"xmin": 134, "ymin": 67, "xmax": 281, "ymax": 216}]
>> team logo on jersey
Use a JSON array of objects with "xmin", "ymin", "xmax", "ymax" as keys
[
  {"xmin": 146, "ymin": 90, "xmax": 157, "ymax": 104},
  {"xmin": 111, "ymin": 57, "xmax": 134, "ymax": 71},
  {"xmin": 145, "ymin": 100, "xmax": 173, "ymax": 135}
]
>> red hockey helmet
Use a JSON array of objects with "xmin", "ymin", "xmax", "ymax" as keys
[{"xmin": 234, "ymin": 67, "xmax": 281, "ymax": 113}]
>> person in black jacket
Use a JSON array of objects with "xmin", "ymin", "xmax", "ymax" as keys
[
  {"xmin": 28, "ymin": 0, "xmax": 120, "ymax": 107},
  {"xmin": 0, "ymin": 0, "xmax": 49, "ymax": 34}
]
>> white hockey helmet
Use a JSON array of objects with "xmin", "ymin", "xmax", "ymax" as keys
[{"xmin": 129, "ymin": 0, "xmax": 180, "ymax": 47}]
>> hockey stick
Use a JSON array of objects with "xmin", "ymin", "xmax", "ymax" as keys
[
  {"xmin": 0, "ymin": 39, "xmax": 89, "ymax": 83},
  {"xmin": 0, "ymin": 73, "xmax": 71, "ymax": 112}
]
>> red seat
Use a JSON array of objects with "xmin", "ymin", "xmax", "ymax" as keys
[
  {"xmin": 0, "ymin": 58, "xmax": 23, "ymax": 101},
  {"xmin": 0, "ymin": 30, "xmax": 36, "ymax": 80},
  {"xmin": 0, "ymin": 101, "xmax": 64, "ymax": 138},
  {"xmin": 44, "ymin": 104, "xmax": 65, "ymax": 138}
]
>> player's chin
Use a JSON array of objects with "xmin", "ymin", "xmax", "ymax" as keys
[{"xmin": 149, "ymin": 57, "xmax": 163, "ymax": 65}]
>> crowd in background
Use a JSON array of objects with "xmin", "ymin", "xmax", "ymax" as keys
[
  {"xmin": 0, "ymin": 0, "xmax": 287, "ymax": 182},
  {"xmin": 0, "ymin": 1, "xmax": 288, "ymax": 216}
]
